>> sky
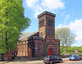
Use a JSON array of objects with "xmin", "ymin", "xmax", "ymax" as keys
[{"xmin": 22, "ymin": 0, "xmax": 82, "ymax": 47}]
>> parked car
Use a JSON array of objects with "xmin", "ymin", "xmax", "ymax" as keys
[
  {"xmin": 69, "ymin": 54, "xmax": 82, "ymax": 61},
  {"xmin": 43, "ymin": 55, "xmax": 63, "ymax": 64}
]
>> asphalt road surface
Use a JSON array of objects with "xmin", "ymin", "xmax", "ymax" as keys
[
  {"xmin": 64, "ymin": 61, "xmax": 82, "ymax": 64},
  {"xmin": 56, "ymin": 60, "xmax": 82, "ymax": 64},
  {"xmin": 1, "ymin": 59, "xmax": 82, "ymax": 64},
  {"xmin": 3, "ymin": 60, "xmax": 82, "ymax": 64}
]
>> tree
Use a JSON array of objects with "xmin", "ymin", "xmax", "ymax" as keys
[
  {"xmin": 0, "ymin": 0, "xmax": 31, "ymax": 54},
  {"xmin": 55, "ymin": 27, "xmax": 76, "ymax": 53},
  {"xmin": 20, "ymin": 32, "xmax": 31, "ymax": 37}
]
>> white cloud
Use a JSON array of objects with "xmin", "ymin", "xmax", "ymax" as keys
[
  {"xmin": 26, "ymin": 0, "xmax": 65, "ymax": 18},
  {"xmin": 64, "ymin": 14, "xmax": 70, "ymax": 21},
  {"xmin": 57, "ymin": 24, "xmax": 68, "ymax": 28},
  {"xmin": 68, "ymin": 19, "xmax": 82, "ymax": 42},
  {"xmin": 69, "ymin": 19, "xmax": 82, "ymax": 31},
  {"xmin": 33, "ymin": 5, "xmax": 43, "ymax": 18},
  {"xmin": 26, "ymin": 0, "xmax": 38, "ymax": 8},
  {"xmin": 64, "ymin": 14, "xmax": 70, "ymax": 25},
  {"xmin": 57, "ymin": 19, "xmax": 82, "ymax": 43},
  {"xmin": 76, "ymin": 31, "xmax": 82, "ymax": 41},
  {"xmin": 41, "ymin": 0, "xmax": 65, "ymax": 10},
  {"xmin": 61, "ymin": 11, "xmax": 65, "ymax": 16}
]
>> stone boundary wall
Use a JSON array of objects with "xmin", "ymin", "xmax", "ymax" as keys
[{"xmin": 3, "ymin": 48, "xmax": 12, "ymax": 60}]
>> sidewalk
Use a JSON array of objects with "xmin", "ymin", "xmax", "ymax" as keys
[
  {"xmin": 25, "ymin": 58, "xmax": 69, "ymax": 63},
  {"xmin": 0, "ymin": 61, "xmax": 7, "ymax": 64},
  {"xmin": 62, "ymin": 58, "xmax": 69, "ymax": 61},
  {"xmin": 0, "ymin": 58, "xmax": 69, "ymax": 64}
]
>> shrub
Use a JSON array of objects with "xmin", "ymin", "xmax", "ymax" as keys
[
  {"xmin": 60, "ymin": 53, "xmax": 64, "ymax": 55},
  {"xmin": 14, "ymin": 57, "xmax": 21, "ymax": 60}
]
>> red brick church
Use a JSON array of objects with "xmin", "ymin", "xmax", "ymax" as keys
[{"xmin": 17, "ymin": 11, "xmax": 60, "ymax": 57}]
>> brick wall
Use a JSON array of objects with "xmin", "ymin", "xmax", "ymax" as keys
[
  {"xmin": 17, "ymin": 41, "xmax": 28, "ymax": 56},
  {"xmin": 3, "ymin": 48, "xmax": 12, "ymax": 60},
  {"xmin": 35, "ymin": 39, "xmax": 43, "ymax": 56}
]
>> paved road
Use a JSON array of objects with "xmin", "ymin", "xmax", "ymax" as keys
[
  {"xmin": 63, "ymin": 61, "xmax": 82, "ymax": 64},
  {"xmin": 0, "ymin": 58, "xmax": 68, "ymax": 64},
  {"xmin": 4, "ymin": 60, "xmax": 82, "ymax": 64},
  {"xmin": 0, "ymin": 58, "xmax": 82, "ymax": 64},
  {"xmin": 1, "ymin": 60, "xmax": 82, "ymax": 64},
  {"xmin": 57, "ymin": 60, "xmax": 82, "ymax": 64}
]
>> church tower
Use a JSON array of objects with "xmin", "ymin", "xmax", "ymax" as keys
[
  {"xmin": 38, "ymin": 11, "xmax": 60, "ymax": 55},
  {"xmin": 38, "ymin": 11, "xmax": 55, "ymax": 39}
]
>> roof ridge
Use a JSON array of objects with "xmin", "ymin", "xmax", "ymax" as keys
[{"xmin": 19, "ymin": 31, "xmax": 39, "ymax": 40}]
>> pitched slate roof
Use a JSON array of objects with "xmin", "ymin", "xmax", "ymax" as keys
[{"xmin": 19, "ymin": 31, "xmax": 39, "ymax": 40}]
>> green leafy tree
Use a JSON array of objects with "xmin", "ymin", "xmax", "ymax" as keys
[
  {"xmin": 60, "ymin": 46, "xmax": 82, "ymax": 55},
  {"xmin": 0, "ymin": 0, "xmax": 31, "ymax": 54},
  {"xmin": 55, "ymin": 27, "xmax": 76, "ymax": 53},
  {"xmin": 79, "ymin": 47, "xmax": 82, "ymax": 52},
  {"xmin": 55, "ymin": 28, "xmax": 65, "ymax": 53}
]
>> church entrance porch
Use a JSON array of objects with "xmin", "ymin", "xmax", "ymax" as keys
[{"xmin": 48, "ymin": 49, "xmax": 52, "ymax": 55}]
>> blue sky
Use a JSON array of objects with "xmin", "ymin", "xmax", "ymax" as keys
[{"xmin": 22, "ymin": 0, "xmax": 82, "ymax": 47}]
